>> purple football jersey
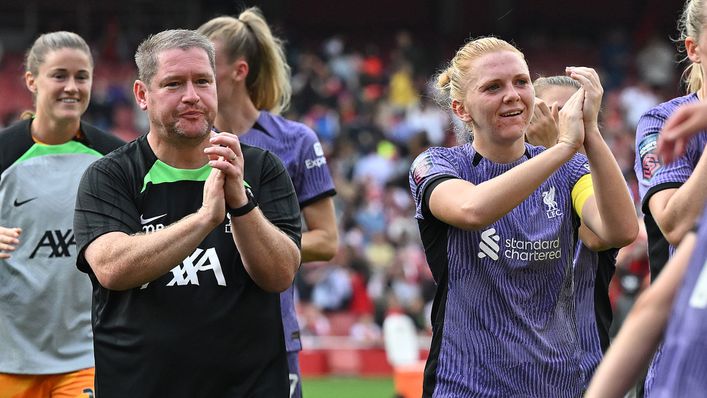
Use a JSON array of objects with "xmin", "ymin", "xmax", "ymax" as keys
[
  {"xmin": 634, "ymin": 95, "xmax": 707, "ymax": 394},
  {"xmin": 410, "ymin": 143, "xmax": 590, "ymax": 397},
  {"xmin": 240, "ymin": 111, "xmax": 336, "ymax": 353},
  {"xmin": 650, "ymin": 207, "xmax": 707, "ymax": 397},
  {"xmin": 573, "ymin": 242, "xmax": 617, "ymax": 390},
  {"xmin": 634, "ymin": 93, "xmax": 707, "ymax": 277},
  {"xmin": 635, "ymin": 94, "xmax": 707, "ymax": 204}
]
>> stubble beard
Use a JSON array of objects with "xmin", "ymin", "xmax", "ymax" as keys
[{"xmin": 168, "ymin": 119, "xmax": 211, "ymax": 142}]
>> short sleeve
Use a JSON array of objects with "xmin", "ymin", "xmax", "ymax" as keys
[
  {"xmin": 257, "ymin": 151, "xmax": 302, "ymax": 249},
  {"xmin": 408, "ymin": 147, "xmax": 461, "ymax": 220},
  {"xmin": 567, "ymin": 152, "xmax": 591, "ymax": 185},
  {"xmin": 293, "ymin": 125, "xmax": 336, "ymax": 207},
  {"xmin": 634, "ymin": 102, "xmax": 706, "ymax": 213},
  {"xmin": 74, "ymin": 158, "xmax": 141, "ymax": 273}
]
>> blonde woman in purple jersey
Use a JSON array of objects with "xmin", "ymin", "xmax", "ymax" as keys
[
  {"xmin": 198, "ymin": 8, "xmax": 338, "ymax": 398},
  {"xmin": 409, "ymin": 37, "xmax": 637, "ymax": 397}
]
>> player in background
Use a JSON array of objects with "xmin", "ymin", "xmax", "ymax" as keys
[
  {"xmin": 587, "ymin": 99, "xmax": 707, "ymax": 398},
  {"xmin": 632, "ymin": 0, "xmax": 707, "ymax": 394},
  {"xmin": 0, "ymin": 31, "xmax": 124, "ymax": 397},
  {"xmin": 526, "ymin": 75, "xmax": 620, "ymax": 387},
  {"xmin": 634, "ymin": 0, "xmax": 707, "ymax": 282},
  {"xmin": 198, "ymin": 8, "xmax": 339, "ymax": 398}
]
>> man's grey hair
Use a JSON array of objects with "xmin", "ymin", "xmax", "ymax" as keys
[{"xmin": 135, "ymin": 29, "xmax": 216, "ymax": 85}]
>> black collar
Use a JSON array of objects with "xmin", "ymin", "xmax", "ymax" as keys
[{"xmin": 472, "ymin": 147, "xmax": 532, "ymax": 166}]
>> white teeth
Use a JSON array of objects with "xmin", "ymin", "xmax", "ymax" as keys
[
  {"xmin": 60, "ymin": 99, "xmax": 79, "ymax": 103},
  {"xmin": 501, "ymin": 111, "xmax": 522, "ymax": 117}
]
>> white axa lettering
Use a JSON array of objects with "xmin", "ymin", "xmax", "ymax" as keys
[
  {"xmin": 141, "ymin": 247, "xmax": 226, "ymax": 289},
  {"xmin": 167, "ymin": 247, "xmax": 226, "ymax": 286},
  {"xmin": 305, "ymin": 157, "xmax": 327, "ymax": 169}
]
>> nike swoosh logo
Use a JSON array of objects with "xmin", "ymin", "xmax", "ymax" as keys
[
  {"xmin": 13, "ymin": 197, "xmax": 38, "ymax": 207},
  {"xmin": 140, "ymin": 213, "xmax": 167, "ymax": 225}
]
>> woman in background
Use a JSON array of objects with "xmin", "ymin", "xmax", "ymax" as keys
[
  {"xmin": 0, "ymin": 31, "xmax": 123, "ymax": 397},
  {"xmin": 198, "ymin": 9, "xmax": 339, "ymax": 398}
]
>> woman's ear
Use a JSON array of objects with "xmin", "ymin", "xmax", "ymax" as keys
[
  {"xmin": 686, "ymin": 36, "xmax": 701, "ymax": 64},
  {"xmin": 452, "ymin": 99, "xmax": 472, "ymax": 123},
  {"xmin": 232, "ymin": 59, "xmax": 250, "ymax": 83},
  {"xmin": 25, "ymin": 71, "xmax": 37, "ymax": 93}
]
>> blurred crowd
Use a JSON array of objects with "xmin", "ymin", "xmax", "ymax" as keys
[{"xmin": 0, "ymin": 26, "xmax": 683, "ymax": 346}]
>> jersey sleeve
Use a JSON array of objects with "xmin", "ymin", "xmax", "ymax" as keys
[
  {"xmin": 293, "ymin": 124, "xmax": 336, "ymax": 208},
  {"xmin": 566, "ymin": 152, "xmax": 591, "ymax": 185},
  {"xmin": 74, "ymin": 157, "xmax": 141, "ymax": 273},
  {"xmin": 257, "ymin": 151, "xmax": 302, "ymax": 249},
  {"xmin": 408, "ymin": 147, "xmax": 461, "ymax": 220},
  {"xmin": 634, "ymin": 110, "xmax": 701, "ymax": 213},
  {"xmin": 563, "ymin": 152, "xmax": 592, "ymax": 218}
]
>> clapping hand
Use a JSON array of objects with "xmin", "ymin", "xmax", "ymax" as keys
[{"xmin": 526, "ymin": 98, "xmax": 560, "ymax": 148}]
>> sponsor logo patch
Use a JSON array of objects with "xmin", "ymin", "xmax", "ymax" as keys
[
  {"xmin": 478, "ymin": 228, "xmax": 500, "ymax": 260},
  {"xmin": 638, "ymin": 133, "xmax": 661, "ymax": 181},
  {"xmin": 13, "ymin": 197, "xmax": 37, "ymax": 207},
  {"xmin": 477, "ymin": 227, "xmax": 562, "ymax": 262},
  {"xmin": 411, "ymin": 154, "xmax": 432, "ymax": 185},
  {"xmin": 140, "ymin": 213, "xmax": 167, "ymax": 225}
]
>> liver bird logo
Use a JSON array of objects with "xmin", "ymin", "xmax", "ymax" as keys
[
  {"xmin": 542, "ymin": 186, "xmax": 562, "ymax": 218},
  {"xmin": 542, "ymin": 187, "xmax": 557, "ymax": 210}
]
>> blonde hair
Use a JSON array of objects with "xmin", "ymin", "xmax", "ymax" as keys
[
  {"xmin": 197, "ymin": 7, "xmax": 291, "ymax": 114},
  {"xmin": 435, "ymin": 36, "xmax": 525, "ymax": 142},
  {"xmin": 533, "ymin": 75, "xmax": 580, "ymax": 97},
  {"xmin": 677, "ymin": 0, "xmax": 705, "ymax": 93}
]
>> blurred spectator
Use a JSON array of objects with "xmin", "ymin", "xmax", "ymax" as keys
[
  {"xmin": 350, "ymin": 313, "xmax": 383, "ymax": 346},
  {"xmin": 406, "ymin": 97, "xmax": 449, "ymax": 146},
  {"xmin": 110, "ymin": 101, "xmax": 140, "ymax": 142},
  {"xmin": 635, "ymin": 35, "xmax": 677, "ymax": 91},
  {"xmin": 299, "ymin": 303, "xmax": 332, "ymax": 337},
  {"xmin": 619, "ymin": 78, "xmax": 661, "ymax": 130},
  {"xmin": 599, "ymin": 29, "xmax": 631, "ymax": 91}
]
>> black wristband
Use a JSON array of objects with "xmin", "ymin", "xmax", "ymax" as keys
[{"xmin": 228, "ymin": 189, "xmax": 258, "ymax": 217}]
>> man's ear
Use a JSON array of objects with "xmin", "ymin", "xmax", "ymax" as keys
[
  {"xmin": 133, "ymin": 80, "xmax": 148, "ymax": 111},
  {"xmin": 452, "ymin": 99, "xmax": 472, "ymax": 123},
  {"xmin": 25, "ymin": 71, "xmax": 37, "ymax": 94},
  {"xmin": 686, "ymin": 36, "xmax": 701, "ymax": 64}
]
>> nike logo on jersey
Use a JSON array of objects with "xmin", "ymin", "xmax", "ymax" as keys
[
  {"xmin": 13, "ymin": 197, "xmax": 38, "ymax": 207},
  {"xmin": 140, "ymin": 213, "xmax": 167, "ymax": 225}
]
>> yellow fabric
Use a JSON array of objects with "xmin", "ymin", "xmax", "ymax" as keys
[{"xmin": 571, "ymin": 174, "xmax": 594, "ymax": 220}]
